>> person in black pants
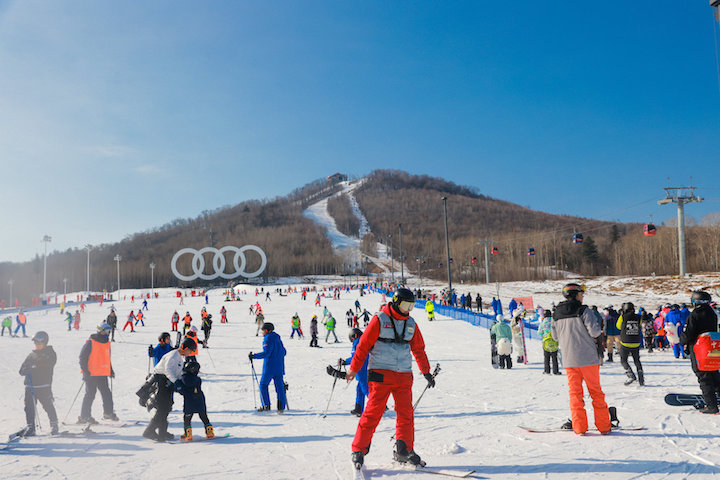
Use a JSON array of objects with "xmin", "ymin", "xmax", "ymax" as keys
[
  {"xmin": 682, "ymin": 291, "xmax": 720, "ymax": 414},
  {"xmin": 19, "ymin": 331, "xmax": 59, "ymax": 435},
  {"xmin": 616, "ymin": 303, "xmax": 644, "ymax": 386}
]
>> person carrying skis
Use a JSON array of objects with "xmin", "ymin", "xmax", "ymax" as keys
[
  {"xmin": 141, "ymin": 338, "xmax": 194, "ymax": 441},
  {"xmin": 309, "ymin": 315, "xmax": 319, "ymax": 347},
  {"xmin": 425, "ymin": 299, "xmax": 435, "ymax": 321},
  {"xmin": 346, "ymin": 288, "xmax": 435, "ymax": 469},
  {"xmin": 171, "ymin": 311, "xmax": 179, "ymax": 332},
  {"xmin": 123, "ymin": 311, "xmax": 136, "ymax": 332},
  {"xmin": 19, "ymin": 331, "xmax": 59, "ymax": 435},
  {"xmin": 107, "ymin": 309, "xmax": 118, "ymax": 342},
  {"xmin": 176, "ymin": 361, "xmax": 214, "ymax": 441},
  {"xmin": 249, "ymin": 322, "xmax": 288, "ymax": 412},
  {"xmin": 539, "ymin": 310, "xmax": 560, "ymax": 374},
  {"xmin": 551, "ymin": 283, "xmax": 611, "ymax": 435},
  {"xmin": 328, "ymin": 328, "xmax": 369, "ymax": 416},
  {"xmin": 681, "ymin": 290, "xmax": 720, "ymax": 414},
  {"xmin": 78, "ymin": 323, "xmax": 118, "ymax": 424},
  {"xmin": 290, "ymin": 313, "xmax": 303, "ymax": 339},
  {"xmin": 491, "ymin": 315, "xmax": 513, "ymax": 369},
  {"xmin": 616, "ymin": 302, "xmax": 644, "ymax": 386},
  {"xmin": 149, "ymin": 332, "xmax": 173, "ymax": 366}
]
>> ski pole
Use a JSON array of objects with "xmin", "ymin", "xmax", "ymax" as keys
[
  {"xmin": 322, "ymin": 359, "xmax": 344, "ymax": 419},
  {"xmin": 205, "ymin": 346, "xmax": 217, "ymax": 370},
  {"xmin": 28, "ymin": 374, "xmax": 41, "ymax": 432},
  {"xmin": 249, "ymin": 358, "xmax": 259, "ymax": 410},
  {"xmin": 62, "ymin": 380, "xmax": 85, "ymax": 423},
  {"xmin": 391, "ymin": 363, "xmax": 441, "ymax": 441}
]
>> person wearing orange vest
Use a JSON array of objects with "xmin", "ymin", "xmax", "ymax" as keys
[
  {"xmin": 14, "ymin": 309, "xmax": 28, "ymax": 337},
  {"xmin": 183, "ymin": 312, "xmax": 192, "ymax": 334},
  {"xmin": 184, "ymin": 327, "xmax": 202, "ymax": 361},
  {"xmin": 135, "ymin": 310, "xmax": 145, "ymax": 327},
  {"xmin": 78, "ymin": 323, "xmax": 118, "ymax": 424}
]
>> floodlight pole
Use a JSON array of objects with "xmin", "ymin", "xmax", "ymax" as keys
[
  {"xmin": 399, "ymin": 223, "xmax": 404, "ymax": 286},
  {"xmin": 442, "ymin": 197, "xmax": 452, "ymax": 297},
  {"xmin": 150, "ymin": 262, "xmax": 156, "ymax": 297},
  {"xmin": 479, "ymin": 239, "xmax": 491, "ymax": 284},
  {"xmin": 114, "ymin": 255, "xmax": 122, "ymax": 296},
  {"xmin": 86, "ymin": 245, "xmax": 92, "ymax": 299},
  {"xmin": 41, "ymin": 235, "xmax": 52, "ymax": 302},
  {"xmin": 658, "ymin": 186, "xmax": 703, "ymax": 276}
]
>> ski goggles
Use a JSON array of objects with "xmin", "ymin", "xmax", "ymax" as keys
[{"xmin": 397, "ymin": 300, "xmax": 415, "ymax": 312}]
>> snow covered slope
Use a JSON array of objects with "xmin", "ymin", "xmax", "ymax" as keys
[{"xmin": 1, "ymin": 281, "xmax": 720, "ymax": 479}]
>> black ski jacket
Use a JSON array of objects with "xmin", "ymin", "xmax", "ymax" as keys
[
  {"xmin": 19, "ymin": 346, "xmax": 57, "ymax": 387},
  {"xmin": 683, "ymin": 304, "xmax": 718, "ymax": 347}
]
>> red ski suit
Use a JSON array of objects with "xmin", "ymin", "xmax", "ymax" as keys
[{"xmin": 349, "ymin": 303, "xmax": 431, "ymax": 454}]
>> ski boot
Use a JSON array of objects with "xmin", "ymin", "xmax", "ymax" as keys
[
  {"xmin": 560, "ymin": 419, "xmax": 573, "ymax": 430},
  {"xmin": 607, "ymin": 353, "xmax": 613, "ymax": 363},
  {"xmin": 142, "ymin": 429, "xmax": 160, "ymax": 441},
  {"xmin": 350, "ymin": 403, "xmax": 363, "ymax": 417},
  {"xmin": 22, "ymin": 425, "xmax": 36, "ymax": 437},
  {"xmin": 277, "ymin": 400, "xmax": 285, "ymax": 414},
  {"xmin": 181, "ymin": 427, "xmax": 193, "ymax": 441},
  {"xmin": 77, "ymin": 416, "xmax": 98, "ymax": 425},
  {"xmin": 609, "ymin": 406, "xmax": 620, "ymax": 428},
  {"xmin": 394, "ymin": 440, "xmax": 426, "ymax": 467},
  {"xmin": 103, "ymin": 412, "xmax": 119, "ymax": 421},
  {"xmin": 638, "ymin": 371, "xmax": 645, "ymax": 386},
  {"xmin": 257, "ymin": 405, "xmax": 271, "ymax": 412},
  {"xmin": 623, "ymin": 374, "xmax": 636, "ymax": 386},
  {"xmin": 50, "ymin": 423, "xmax": 59, "ymax": 436},
  {"xmin": 351, "ymin": 451, "xmax": 364, "ymax": 470},
  {"xmin": 205, "ymin": 424, "xmax": 214, "ymax": 439}
]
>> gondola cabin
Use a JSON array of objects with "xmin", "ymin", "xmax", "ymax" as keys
[
  {"xmin": 527, "ymin": 248, "xmax": 536, "ymax": 256},
  {"xmin": 572, "ymin": 233, "xmax": 584, "ymax": 244},
  {"xmin": 491, "ymin": 247, "xmax": 499, "ymax": 255},
  {"xmin": 644, "ymin": 224, "xmax": 657, "ymax": 237},
  {"xmin": 471, "ymin": 256, "xmax": 478, "ymax": 264}
]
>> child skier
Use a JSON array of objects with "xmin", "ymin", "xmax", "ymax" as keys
[
  {"xmin": 309, "ymin": 315, "xmax": 319, "ymax": 347},
  {"xmin": 176, "ymin": 361, "xmax": 214, "ymax": 441},
  {"xmin": 1, "ymin": 315, "xmax": 12, "ymax": 336},
  {"xmin": 290, "ymin": 313, "xmax": 303, "ymax": 339},
  {"xmin": 73, "ymin": 310, "xmax": 81, "ymax": 330},
  {"xmin": 539, "ymin": 310, "xmax": 560, "ymax": 374},
  {"xmin": 491, "ymin": 315, "xmax": 513, "ymax": 369},
  {"xmin": 123, "ymin": 311, "xmax": 136, "ymax": 332},
  {"xmin": 171, "ymin": 311, "xmax": 179, "ymax": 332},
  {"xmin": 327, "ymin": 328, "xmax": 369, "ymax": 416}
]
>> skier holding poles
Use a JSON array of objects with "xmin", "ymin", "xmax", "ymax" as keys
[
  {"xmin": 346, "ymin": 288, "xmax": 435, "ymax": 470},
  {"xmin": 18, "ymin": 331, "xmax": 59, "ymax": 435}
]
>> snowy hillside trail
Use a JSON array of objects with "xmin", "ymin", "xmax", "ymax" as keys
[
  {"xmin": 302, "ymin": 180, "xmax": 391, "ymax": 275},
  {"xmin": 2, "ymin": 284, "xmax": 720, "ymax": 479}
]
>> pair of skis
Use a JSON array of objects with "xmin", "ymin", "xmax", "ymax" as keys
[{"xmin": 353, "ymin": 463, "xmax": 479, "ymax": 479}]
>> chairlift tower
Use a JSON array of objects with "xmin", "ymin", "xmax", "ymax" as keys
[{"xmin": 658, "ymin": 186, "xmax": 703, "ymax": 276}]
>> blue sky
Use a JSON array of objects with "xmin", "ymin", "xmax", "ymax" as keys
[{"xmin": 1, "ymin": 1, "xmax": 720, "ymax": 262}]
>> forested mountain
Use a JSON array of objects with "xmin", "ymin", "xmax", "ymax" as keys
[{"xmin": 2, "ymin": 170, "xmax": 718, "ymax": 305}]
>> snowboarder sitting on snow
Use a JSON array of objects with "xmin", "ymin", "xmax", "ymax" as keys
[
  {"xmin": 491, "ymin": 315, "xmax": 513, "ymax": 369},
  {"xmin": 175, "ymin": 361, "xmax": 214, "ymax": 441},
  {"xmin": 19, "ymin": 331, "xmax": 59, "ymax": 435},
  {"xmin": 249, "ymin": 322, "xmax": 288, "ymax": 413},
  {"xmin": 327, "ymin": 328, "xmax": 369, "ymax": 416}
]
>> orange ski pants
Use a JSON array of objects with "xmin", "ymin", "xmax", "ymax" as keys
[
  {"xmin": 565, "ymin": 364, "xmax": 611, "ymax": 434},
  {"xmin": 352, "ymin": 370, "xmax": 414, "ymax": 454}
]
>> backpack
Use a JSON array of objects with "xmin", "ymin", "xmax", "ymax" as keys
[{"xmin": 542, "ymin": 332, "xmax": 559, "ymax": 352}]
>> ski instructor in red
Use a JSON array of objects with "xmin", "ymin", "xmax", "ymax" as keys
[{"xmin": 346, "ymin": 288, "xmax": 434, "ymax": 469}]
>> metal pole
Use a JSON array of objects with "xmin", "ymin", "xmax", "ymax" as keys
[
  {"xmin": 63, "ymin": 278, "xmax": 67, "ymax": 295},
  {"xmin": 114, "ymin": 255, "xmax": 122, "ymax": 298},
  {"xmin": 8, "ymin": 280, "xmax": 13, "ymax": 307},
  {"xmin": 42, "ymin": 235, "xmax": 51, "ymax": 302},
  {"xmin": 442, "ymin": 197, "xmax": 452, "ymax": 297},
  {"xmin": 150, "ymin": 263, "xmax": 156, "ymax": 297},
  {"xmin": 677, "ymin": 199, "xmax": 686, "ymax": 276},
  {"xmin": 483, "ymin": 241, "xmax": 491, "ymax": 284},
  {"xmin": 86, "ymin": 245, "xmax": 91, "ymax": 299},
  {"xmin": 389, "ymin": 235, "xmax": 395, "ymax": 284},
  {"xmin": 399, "ymin": 223, "xmax": 404, "ymax": 286}
]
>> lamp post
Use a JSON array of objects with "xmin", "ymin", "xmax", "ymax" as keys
[
  {"xmin": 42, "ymin": 235, "xmax": 52, "ymax": 302},
  {"xmin": 8, "ymin": 279, "xmax": 13, "ymax": 308},
  {"xmin": 63, "ymin": 278, "xmax": 67, "ymax": 295},
  {"xmin": 441, "ymin": 197, "xmax": 452, "ymax": 299},
  {"xmin": 399, "ymin": 223, "xmax": 404, "ymax": 286},
  {"xmin": 114, "ymin": 255, "xmax": 122, "ymax": 297},
  {"xmin": 86, "ymin": 245, "xmax": 92, "ymax": 299},
  {"xmin": 150, "ymin": 262, "xmax": 156, "ymax": 297},
  {"xmin": 387, "ymin": 235, "xmax": 394, "ymax": 285}
]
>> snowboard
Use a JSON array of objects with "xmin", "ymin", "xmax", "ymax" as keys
[
  {"xmin": 490, "ymin": 333, "xmax": 499, "ymax": 369},
  {"xmin": 664, "ymin": 393, "xmax": 720, "ymax": 408},
  {"xmin": 520, "ymin": 320, "xmax": 528, "ymax": 365},
  {"xmin": 167, "ymin": 432, "xmax": 230, "ymax": 444},
  {"xmin": 518, "ymin": 425, "xmax": 645, "ymax": 433}
]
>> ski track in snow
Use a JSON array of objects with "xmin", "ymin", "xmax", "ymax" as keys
[{"xmin": 2, "ymin": 279, "xmax": 720, "ymax": 478}]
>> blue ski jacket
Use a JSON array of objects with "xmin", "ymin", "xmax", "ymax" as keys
[
  {"xmin": 252, "ymin": 331, "xmax": 286, "ymax": 376},
  {"xmin": 345, "ymin": 337, "xmax": 368, "ymax": 385}
]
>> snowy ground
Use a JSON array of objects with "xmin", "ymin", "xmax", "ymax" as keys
[{"xmin": 2, "ymin": 279, "xmax": 720, "ymax": 480}]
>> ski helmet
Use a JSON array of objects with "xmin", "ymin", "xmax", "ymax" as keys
[
  {"xmin": 97, "ymin": 323, "xmax": 112, "ymax": 335},
  {"xmin": 691, "ymin": 291, "xmax": 712, "ymax": 305},
  {"xmin": 32, "ymin": 331, "xmax": 49, "ymax": 345},
  {"xmin": 392, "ymin": 288, "xmax": 416, "ymax": 312},
  {"xmin": 261, "ymin": 322, "xmax": 275, "ymax": 332},
  {"xmin": 621, "ymin": 302, "xmax": 635, "ymax": 313},
  {"xmin": 562, "ymin": 283, "xmax": 585, "ymax": 299},
  {"xmin": 158, "ymin": 332, "xmax": 171, "ymax": 342},
  {"xmin": 183, "ymin": 361, "xmax": 200, "ymax": 375},
  {"xmin": 349, "ymin": 328, "xmax": 362, "ymax": 342}
]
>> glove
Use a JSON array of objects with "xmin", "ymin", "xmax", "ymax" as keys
[
  {"xmin": 110, "ymin": 370, "xmax": 115, "ymax": 379},
  {"xmin": 148, "ymin": 345, "xmax": 154, "ymax": 357},
  {"xmin": 684, "ymin": 344, "xmax": 691, "ymax": 356},
  {"xmin": 326, "ymin": 365, "xmax": 347, "ymax": 379},
  {"xmin": 424, "ymin": 373, "xmax": 436, "ymax": 388},
  {"xmin": 284, "ymin": 381, "xmax": 289, "ymax": 391},
  {"xmin": 248, "ymin": 352, "xmax": 254, "ymax": 361},
  {"xmin": 338, "ymin": 358, "xmax": 346, "ymax": 366}
]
